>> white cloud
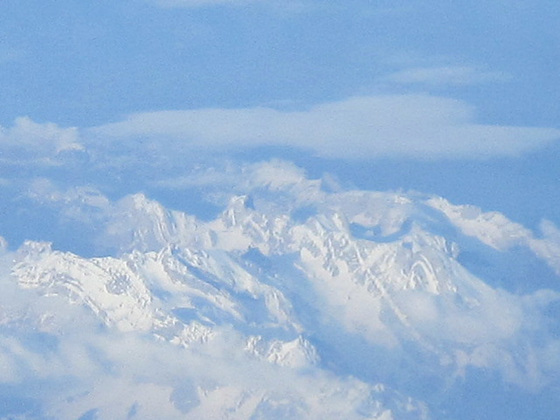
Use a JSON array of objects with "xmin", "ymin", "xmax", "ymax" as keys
[
  {"xmin": 0, "ymin": 117, "xmax": 83, "ymax": 165},
  {"xmin": 382, "ymin": 66, "xmax": 511, "ymax": 86},
  {"xmin": 90, "ymin": 94, "xmax": 560, "ymax": 160},
  {"xmin": 153, "ymin": 159, "xmax": 309, "ymax": 191}
]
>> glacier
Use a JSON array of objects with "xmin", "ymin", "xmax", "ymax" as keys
[{"xmin": 0, "ymin": 161, "xmax": 559, "ymax": 419}]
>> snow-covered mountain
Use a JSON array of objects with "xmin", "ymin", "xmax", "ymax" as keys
[{"xmin": 1, "ymin": 162, "xmax": 559, "ymax": 419}]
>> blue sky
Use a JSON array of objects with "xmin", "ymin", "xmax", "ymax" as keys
[{"xmin": 1, "ymin": 0, "xmax": 559, "ymax": 231}]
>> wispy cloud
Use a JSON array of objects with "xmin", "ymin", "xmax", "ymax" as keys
[
  {"xmin": 90, "ymin": 94, "xmax": 560, "ymax": 160},
  {"xmin": 0, "ymin": 117, "xmax": 84, "ymax": 165},
  {"xmin": 382, "ymin": 66, "xmax": 511, "ymax": 87}
]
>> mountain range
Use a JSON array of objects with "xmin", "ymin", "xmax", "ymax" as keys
[{"xmin": 1, "ymin": 161, "xmax": 559, "ymax": 419}]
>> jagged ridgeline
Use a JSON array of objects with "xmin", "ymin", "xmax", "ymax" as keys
[{"xmin": 1, "ymin": 164, "xmax": 559, "ymax": 419}]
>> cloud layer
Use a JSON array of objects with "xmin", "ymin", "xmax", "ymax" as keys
[
  {"xmin": 90, "ymin": 94, "xmax": 560, "ymax": 160},
  {"xmin": 2, "ymin": 94, "xmax": 558, "ymax": 172},
  {"xmin": 382, "ymin": 66, "xmax": 511, "ymax": 87}
]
